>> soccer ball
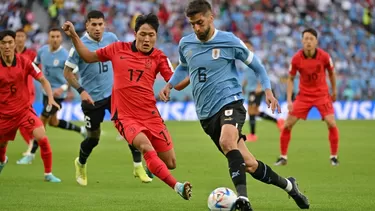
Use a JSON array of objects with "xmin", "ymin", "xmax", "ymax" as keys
[{"xmin": 207, "ymin": 187, "xmax": 237, "ymax": 211}]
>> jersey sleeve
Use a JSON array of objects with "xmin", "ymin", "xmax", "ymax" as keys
[
  {"xmin": 325, "ymin": 53, "xmax": 334, "ymax": 72},
  {"xmin": 34, "ymin": 47, "xmax": 42, "ymax": 65},
  {"xmin": 232, "ymin": 35, "xmax": 254, "ymax": 65},
  {"xmin": 178, "ymin": 39, "xmax": 188, "ymax": 67},
  {"xmin": 65, "ymin": 47, "xmax": 80, "ymax": 69},
  {"xmin": 289, "ymin": 55, "xmax": 299, "ymax": 76},
  {"xmin": 96, "ymin": 42, "xmax": 118, "ymax": 62},
  {"xmin": 26, "ymin": 59, "xmax": 43, "ymax": 80},
  {"xmin": 157, "ymin": 54, "xmax": 174, "ymax": 82}
]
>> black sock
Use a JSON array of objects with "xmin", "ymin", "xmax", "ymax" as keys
[
  {"xmin": 128, "ymin": 144, "xmax": 142, "ymax": 163},
  {"xmin": 226, "ymin": 150, "xmax": 247, "ymax": 197},
  {"xmin": 250, "ymin": 160, "xmax": 288, "ymax": 189},
  {"xmin": 259, "ymin": 112, "xmax": 277, "ymax": 123},
  {"xmin": 57, "ymin": 120, "xmax": 82, "ymax": 133},
  {"xmin": 249, "ymin": 115, "xmax": 256, "ymax": 135},
  {"xmin": 30, "ymin": 140, "xmax": 39, "ymax": 154},
  {"xmin": 79, "ymin": 137, "xmax": 99, "ymax": 164}
]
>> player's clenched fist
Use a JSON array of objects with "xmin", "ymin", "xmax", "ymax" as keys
[
  {"xmin": 287, "ymin": 101, "xmax": 293, "ymax": 112},
  {"xmin": 61, "ymin": 21, "xmax": 76, "ymax": 37}
]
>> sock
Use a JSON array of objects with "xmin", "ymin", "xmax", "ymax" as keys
[
  {"xmin": 226, "ymin": 150, "xmax": 247, "ymax": 197},
  {"xmin": 37, "ymin": 137, "xmax": 52, "ymax": 173},
  {"xmin": 128, "ymin": 144, "xmax": 142, "ymax": 163},
  {"xmin": 0, "ymin": 146, "xmax": 6, "ymax": 163},
  {"xmin": 250, "ymin": 160, "xmax": 291, "ymax": 191},
  {"xmin": 57, "ymin": 120, "xmax": 81, "ymax": 133},
  {"xmin": 329, "ymin": 126, "xmax": 339, "ymax": 156},
  {"xmin": 249, "ymin": 115, "xmax": 256, "ymax": 135},
  {"xmin": 259, "ymin": 112, "xmax": 277, "ymax": 123},
  {"xmin": 280, "ymin": 128, "xmax": 291, "ymax": 156},
  {"xmin": 79, "ymin": 137, "xmax": 99, "ymax": 165},
  {"xmin": 144, "ymin": 150, "xmax": 177, "ymax": 189},
  {"xmin": 30, "ymin": 140, "xmax": 39, "ymax": 154}
]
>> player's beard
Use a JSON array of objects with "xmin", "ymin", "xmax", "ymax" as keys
[{"xmin": 197, "ymin": 27, "xmax": 211, "ymax": 41}]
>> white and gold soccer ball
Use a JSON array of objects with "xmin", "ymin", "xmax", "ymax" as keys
[{"xmin": 207, "ymin": 187, "xmax": 237, "ymax": 211}]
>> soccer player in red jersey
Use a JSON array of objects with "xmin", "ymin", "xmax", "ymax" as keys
[
  {"xmin": 15, "ymin": 29, "xmax": 37, "ymax": 155},
  {"xmin": 275, "ymin": 28, "xmax": 340, "ymax": 166},
  {"xmin": 62, "ymin": 14, "xmax": 192, "ymax": 199},
  {"xmin": 0, "ymin": 30, "xmax": 61, "ymax": 182}
]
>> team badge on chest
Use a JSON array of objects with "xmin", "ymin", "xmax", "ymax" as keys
[
  {"xmin": 212, "ymin": 49, "xmax": 220, "ymax": 60},
  {"xmin": 53, "ymin": 59, "xmax": 59, "ymax": 66},
  {"xmin": 145, "ymin": 59, "xmax": 152, "ymax": 69}
]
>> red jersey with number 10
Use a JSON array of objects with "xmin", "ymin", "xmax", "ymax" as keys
[
  {"xmin": 0, "ymin": 55, "xmax": 42, "ymax": 118},
  {"xmin": 289, "ymin": 48, "xmax": 334, "ymax": 101},
  {"xmin": 96, "ymin": 41, "xmax": 173, "ymax": 120}
]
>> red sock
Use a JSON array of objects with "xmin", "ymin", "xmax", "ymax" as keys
[
  {"xmin": 37, "ymin": 137, "xmax": 52, "ymax": 173},
  {"xmin": 329, "ymin": 126, "xmax": 339, "ymax": 156},
  {"xmin": 280, "ymin": 128, "xmax": 291, "ymax": 156},
  {"xmin": 0, "ymin": 146, "xmax": 6, "ymax": 163},
  {"xmin": 20, "ymin": 127, "xmax": 32, "ymax": 144},
  {"xmin": 144, "ymin": 150, "xmax": 177, "ymax": 189}
]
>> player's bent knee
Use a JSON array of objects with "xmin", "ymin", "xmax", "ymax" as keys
[
  {"xmin": 87, "ymin": 129, "xmax": 101, "ymax": 139},
  {"xmin": 245, "ymin": 159, "xmax": 259, "ymax": 173},
  {"xmin": 132, "ymin": 133, "xmax": 154, "ymax": 154},
  {"xmin": 0, "ymin": 141, "xmax": 8, "ymax": 147},
  {"xmin": 33, "ymin": 126, "xmax": 46, "ymax": 140},
  {"xmin": 284, "ymin": 115, "xmax": 298, "ymax": 130},
  {"xmin": 324, "ymin": 115, "xmax": 336, "ymax": 128}
]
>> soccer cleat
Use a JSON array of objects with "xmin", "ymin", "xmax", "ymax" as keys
[
  {"xmin": 16, "ymin": 154, "xmax": 35, "ymax": 165},
  {"xmin": 330, "ymin": 157, "xmax": 339, "ymax": 166},
  {"xmin": 246, "ymin": 134, "xmax": 257, "ymax": 142},
  {"xmin": 0, "ymin": 156, "xmax": 8, "ymax": 175},
  {"xmin": 277, "ymin": 119, "xmax": 285, "ymax": 132},
  {"xmin": 44, "ymin": 174, "xmax": 61, "ymax": 183},
  {"xmin": 287, "ymin": 177, "xmax": 310, "ymax": 209},
  {"xmin": 175, "ymin": 182, "xmax": 192, "ymax": 200},
  {"xmin": 145, "ymin": 166, "xmax": 154, "ymax": 179},
  {"xmin": 274, "ymin": 157, "xmax": 287, "ymax": 166},
  {"xmin": 75, "ymin": 157, "xmax": 87, "ymax": 186},
  {"xmin": 80, "ymin": 126, "xmax": 87, "ymax": 138},
  {"xmin": 133, "ymin": 165, "xmax": 152, "ymax": 183},
  {"xmin": 230, "ymin": 196, "xmax": 253, "ymax": 211}
]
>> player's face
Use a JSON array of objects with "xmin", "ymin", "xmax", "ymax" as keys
[
  {"xmin": 135, "ymin": 24, "xmax": 157, "ymax": 53},
  {"xmin": 15, "ymin": 32, "xmax": 26, "ymax": 47},
  {"xmin": 48, "ymin": 31, "xmax": 62, "ymax": 50},
  {"xmin": 0, "ymin": 36, "xmax": 16, "ymax": 57},
  {"xmin": 302, "ymin": 32, "xmax": 317, "ymax": 51},
  {"xmin": 86, "ymin": 18, "xmax": 105, "ymax": 41},
  {"xmin": 188, "ymin": 12, "xmax": 214, "ymax": 41}
]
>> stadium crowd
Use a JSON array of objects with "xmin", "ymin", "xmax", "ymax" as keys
[{"xmin": 1, "ymin": 0, "xmax": 375, "ymax": 101}]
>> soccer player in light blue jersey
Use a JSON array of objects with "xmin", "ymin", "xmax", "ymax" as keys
[
  {"xmin": 241, "ymin": 41, "xmax": 284, "ymax": 142},
  {"xmin": 159, "ymin": 1, "xmax": 309, "ymax": 210},
  {"xmin": 64, "ymin": 10, "xmax": 151, "ymax": 186},
  {"xmin": 17, "ymin": 28, "xmax": 86, "ymax": 165}
]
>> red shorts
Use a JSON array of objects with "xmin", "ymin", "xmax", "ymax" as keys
[
  {"xmin": 290, "ymin": 95, "xmax": 334, "ymax": 120},
  {"xmin": 114, "ymin": 117, "xmax": 173, "ymax": 152},
  {"xmin": 0, "ymin": 108, "xmax": 43, "ymax": 142}
]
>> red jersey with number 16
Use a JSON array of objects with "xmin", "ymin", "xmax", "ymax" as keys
[
  {"xmin": 289, "ymin": 48, "xmax": 334, "ymax": 101},
  {"xmin": 96, "ymin": 41, "xmax": 174, "ymax": 120},
  {"xmin": 0, "ymin": 55, "xmax": 43, "ymax": 118}
]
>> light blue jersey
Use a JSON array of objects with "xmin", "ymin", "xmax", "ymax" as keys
[
  {"xmin": 169, "ymin": 30, "xmax": 271, "ymax": 120},
  {"xmin": 65, "ymin": 32, "xmax": 118, "ymax": 102},
  {"xmin": 34, "ymin": 45, "xmax": 68, "ymax": 98},
  {"xmin": 238, "ymin": 59, "xmax": 259, "ymax": 92}
]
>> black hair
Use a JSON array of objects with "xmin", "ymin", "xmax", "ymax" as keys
[
  {"xmin": 15, "ymin": 28, "xmax": 26, "ymax": 34},
  {"xmin": 185, "ymin": 0, "xmax": 212, "ymax": 17},
  {"xmin": 48, "ymin": 27, "xmax": 62, "ymax": 34},
  {"xmin": 86, "ymin": 10, "xmax": 105, "ymax": 22},
  {"xmin": 0, "ymin": 30, "xmax": 16, "ymax": 41},
  {"xmin": 135, "ymin": 13, "xmax": 159, "ymax": 33},
  {"xmin": 302, "ymin": 28, "xmax": 318, "ymax": 39}
]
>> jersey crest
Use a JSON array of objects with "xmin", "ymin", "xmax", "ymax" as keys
[
  {"xmin": 53, "ymin": 59, "xmax": 59, "ymax": 66},
  {"xmin": 212, "ymin": 49, "xmax": 220, "ymax": 60}
]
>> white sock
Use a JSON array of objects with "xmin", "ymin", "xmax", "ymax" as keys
[
  {"xmin": 280, "ymin": 155, "xmax": 288, "ymax": 159},
  {"xmin": 330, "ymin": 155, "xmax": 337, "ymax": 159},
  {"xmin": 174, "ymin": 182, "xmax": 182, "ymax": 192},
  {"xmin": 285, "ymin": 179, "xmax": 293, "ymax": 192},
  {"xmin": 133, "ymin": 162, "xmax": 142, "ymax": 167},
  {"xmin": 44, "ymin": 172, "xmax": 52, "ymax": 176}
]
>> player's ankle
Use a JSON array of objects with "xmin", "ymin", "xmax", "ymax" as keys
[
  {"xmin": 44, "ymin": 172, "xmax": 52, "ymax": 176},
  {"xmin": 330, "ymin": 155, "xmax": 337, "ymax": 159},
  {"xmin": 280, "ymin": 155, "xmax": 287, "ymax": 159},
  {"xmin": 133, "ymin": 162, "xmax": 142, "ymax": 167}
]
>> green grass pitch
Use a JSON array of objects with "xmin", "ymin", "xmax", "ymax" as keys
[{"xmin": 1, "ymin": 120, "xmax": 374, "ymax": 211}]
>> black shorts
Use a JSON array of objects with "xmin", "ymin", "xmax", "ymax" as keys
[
  {"xmin": 248, "ymin": 91, "xmax": 264, "ymax": 106},
  {"xmin": 41, "ymin": 95, "xmax": 64, "ymax": 117},
  {"xmin": 81, "ymin": 96, "xmax": 111, "ymax": 131},
  {"xmin": 200, "ymin": 100, "xmax": 247, "ymax": 153}
]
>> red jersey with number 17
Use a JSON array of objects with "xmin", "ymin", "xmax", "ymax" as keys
[
  {"xmin": 289, "ymin": 48, "xmax": 334, "ymax": 101},
  {"xmin": 0, "ymin": 55, "xmax": 42, "ymax": 118},
  {"xmin": 96, "ymin": 41, "xmax": 174, "ymax": 120}
]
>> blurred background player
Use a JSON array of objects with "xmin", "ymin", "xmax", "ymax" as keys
[
  {"xmin": 64, "ymin": 10, "xmax": 151, "ymax": 186},
  {"xmin": 276, "ymin": 28, "xmax": 340, "ymax": 166},
  {"xmin": 62, "ymin": 14, "xmax": 192, "ymax": 200},
  {"xmin": 241, "ymin": 41, "xmax": 284, "ymax": 142},
  {"xmin": 14, "ymin": 29, "xmax": 37, "ymax": 155},
  {"xmin": 17, "ymin": 28, "xmax": 86, "ymax": 165},
  {"xmin": 0, "ymin": 30, "xmax": 60, "ymax": 182},
  {"xmin": 160, "ymin": 1, "xmax": 309, "ymax": 210}
]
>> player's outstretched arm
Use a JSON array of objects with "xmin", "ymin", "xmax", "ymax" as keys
[
  {"xmin": 174, "ymin": 76, "xmax": 190, "ymax": 91},
  {"xmin": 159, "ymin": 65, "xmax": 189, "ymax": 102},
  {"xmin": 286, "ymin": 75, "xmax": 295, "ymax": 112},
  {"xmin": 63, "ymin": 66, "xmax": 95, "ymax": 105},
  {"xmin": 328, "ymin": 69, "xmax": 337, "ymax": 101},
  {"xmin": 62, "ymin": 21, "xmax": 99, "ymax": 63},
  {"xmin": 37, "ymin": 76, "xmax": 61, "ymax": 110}
]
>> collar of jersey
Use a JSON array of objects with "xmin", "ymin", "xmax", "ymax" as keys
[
  {"xmin": 84, "ymin": 32, "xmax": 102, "ymax": 43},
  {"xmin": 302, "ymin": 48, "xmax": 318, "ymax": 59},
  {"xmin": 1, "ymin": 55, "xmax": 17, "ymax": 67},
  {"xmin": 49, "ymin": 46, "xmax": 63, "ymax": 53},
  {"xmin": 195, "ymin": 28, "xmax": 218, "ymax": 43}
]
